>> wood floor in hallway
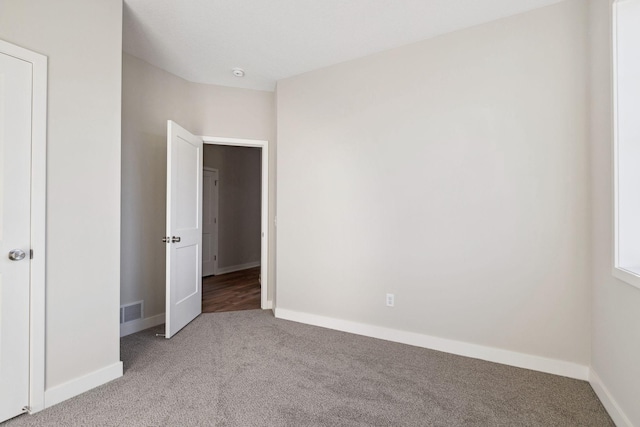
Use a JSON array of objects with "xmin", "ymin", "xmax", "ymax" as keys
[{"xmin": 202, "ymin": 267, "xmax": 261, "ymax": 313}]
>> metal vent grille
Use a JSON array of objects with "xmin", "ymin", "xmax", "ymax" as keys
[{"xmin": 120, "ymin": 301, "xmax": 143, "ymax": 324}]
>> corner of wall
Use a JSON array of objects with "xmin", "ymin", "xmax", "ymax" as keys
[
  {"xmin": 43, "ymin": 362, "xmax": 123, "ymax": 410},
  {"xmin": 589, "ymin": 369, "xmax": 634, "ymax": 427}
]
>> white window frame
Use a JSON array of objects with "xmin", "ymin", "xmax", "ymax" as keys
[{"xmin": 612, "ymin": 0, "xmax": 640, "ymax": 290}]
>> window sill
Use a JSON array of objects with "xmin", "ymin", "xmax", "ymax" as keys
[{"xmin": 612, "ymin": 267, "xmax": 640, "ymax": 291}]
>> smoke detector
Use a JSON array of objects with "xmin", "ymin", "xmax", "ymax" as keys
[{"xmin": 232, "ymin": 68, "xmax": 245, "ymax": 77}]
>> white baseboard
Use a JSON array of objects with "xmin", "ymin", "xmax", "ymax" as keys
[
  {"xmin": 590, "ymin": 369, "xmax": 634, "ymax": 427},
  {"xmin": 120, "ymin": 313, "xmax": 165, "ymax": 337},
  {"xmin": 215, "ymin": 261, "xmax": 260, "ymax": 275},
  {"xmin": 44, "ymin": 361, "xmax": 123, "ymax": 408},
  {"xmin": 262, "ymin": 300, "xmax": 273, "ymax": 310},
  {"xmin": 274, "ymin": 308, "xmax": 589, "ymax": 381}
]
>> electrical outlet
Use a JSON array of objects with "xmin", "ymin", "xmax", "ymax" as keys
[{"xmin": 386, "ymin": 293, "xmax": 395, "ymax": 307}]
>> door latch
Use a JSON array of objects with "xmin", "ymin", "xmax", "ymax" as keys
[{"xmin": 162, "ymin": 236, "xmax": 170, "ymax": 243}]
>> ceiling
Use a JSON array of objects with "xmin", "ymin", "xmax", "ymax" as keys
[{"xmin": 123, "ymin": 0, "xmax": 564, "ymax": 92}]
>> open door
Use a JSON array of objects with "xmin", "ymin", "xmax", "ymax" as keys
[{"xmin": 165, "ymin": 120, "xmax": 203, "ymax": 338}]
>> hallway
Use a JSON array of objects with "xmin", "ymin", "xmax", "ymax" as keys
[{"xmin": 202, "ymin": 267, "xmax": 261, "ymax": 313}]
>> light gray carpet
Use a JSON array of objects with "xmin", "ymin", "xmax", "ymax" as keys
[{"xmin": 5, "ymin": 310, "xmax": 613, "ymax": 426}]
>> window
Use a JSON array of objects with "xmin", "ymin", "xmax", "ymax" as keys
[{"xmin": 613, "ymin": 0, "xmax": 640, "ymax": 289}]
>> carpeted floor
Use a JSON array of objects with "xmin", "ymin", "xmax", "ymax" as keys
[{"xmin": 5, "ymin": 310, "xmax": 613, "ymax": 426}]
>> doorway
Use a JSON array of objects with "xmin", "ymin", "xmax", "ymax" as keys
[
  {"xmin": 201, "ymin": 144, "xmax": 262, "ymax": 313},
  {"xmin": 164, "ymin": 122, "xmax": 269, "ymax": 338}
]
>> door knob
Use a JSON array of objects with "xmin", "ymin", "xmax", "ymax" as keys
[
  {"xmin": 8, "ymin": 249, "xmax": 26, "ymax": 261},
  {"xmin": 171, "ymin": 236, "xmax": 181, "ymax": 243}
]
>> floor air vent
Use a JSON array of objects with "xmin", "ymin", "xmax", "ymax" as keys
[{"xmin": 120, "ymin": 301, "xmax": 144, "ymax": 324}]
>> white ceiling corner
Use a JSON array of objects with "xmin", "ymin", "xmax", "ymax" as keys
[{"xmin": 123, "ymin": 0, "xmax": 565, "ymax": 92}]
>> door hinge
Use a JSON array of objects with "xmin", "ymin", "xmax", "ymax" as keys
[
  {"xmin": 214, "ymin": 255, "xmax": 217, "ymax": 261},
  {"xmin": 214, "ymin": 218, "xmax": 217, "ymax": 224},
  {"xmin": 215, "ymin": 180, "xmax": 218, "ymax": 186},
  {"xmin": 30, "ymin": 249, "xmax": 33, "ymax": 259}
]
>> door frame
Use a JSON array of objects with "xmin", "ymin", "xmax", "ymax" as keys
[
  {"xmin": 203, "ymin": 167, "xmax": 219, "ymax": 276},
  {"xmin": 0, "ymin": 39, "xmax": 47, "ymax": 413},
  {"xmin": 201, "ymin": 136, "xmax": 270, "ymax": 309}
]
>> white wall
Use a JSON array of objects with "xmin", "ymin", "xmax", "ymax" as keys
[
  {"xmin": 277, "ymin": 0, "xmax": 590, "ymax": 367},
  {"xmin": 589, "ymin": 0, "xmax": 640, "ymax": 425},
  {"xmin": 121, "ymin": 53, "xmax": 195, "ymax": 321},
  {"xmin": 0, "ymin": 0, "xmax": 122, "ymax": 393},
  {"xmin": 121, "ymin": 53, "xmax": 276, "ymax": 321},
  {"xmin": 204, "ymin": 145, "xmax": 262, "ymax": 271}
]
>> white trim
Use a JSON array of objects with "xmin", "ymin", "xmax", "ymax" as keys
[
  {"xmin": 215, "ymin": 261, "xmax": 261, "ymax": 275},
  {"xmin": 0, "ymin": 38, "xmax": 47, "ymax": 414},
  {"xmin": 612, "ymin": 0, "xmax": 619, "ymax": 283},
  {"xmin": 44, "ymin": 362, "xmax": 123, "ymax": 409},
  {"xmin": 590, "ymin": 369, "xmax": 634, "ymax": 427},
  {"xmin": 612, "ymin": 267, "xmax": 640, "ymax": 289},
  {"xmin": 611, "ymin": 0, "xmax": 640, "ymax": 291},
  {"xmin": 275, "ymin": 308, "xmax": 590, "ymax": 381},
  {"xmin": 201, "ymin": 136, "xmax": 271, "ymax": 309},
  {"xmin": 202, "ymin": 136, "xmax": 267, "ymax": 148},
  {"xmin": 120, "ymin": 313, "xmax": 165, "ymax": 337}
]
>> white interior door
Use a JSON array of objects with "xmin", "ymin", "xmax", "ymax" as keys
[
  {"xmin": 0, "ymin": 52, "xmax": 32, "ymax": 422},
  {"xmin": 202, "ymin": 168, "xmax": 219, "ymax": 277},
  {"xmin": 165, "ymin": 121, "xmax": 203, "ymax": 339}
]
